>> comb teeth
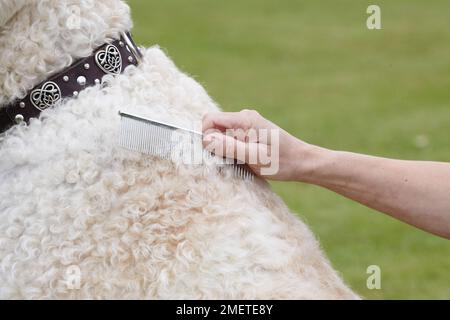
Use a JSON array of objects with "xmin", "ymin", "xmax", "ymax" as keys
[
  {"xmin": 233, "ymin": 163, "xmax": 253, "ymax": 180},
  {"xmin": 119, "ymin": 113, "xmax": 174, "ymax": 160},
  {"xmin": 118, "ymin": 111, "xmax": 254, "ymax": 181}
]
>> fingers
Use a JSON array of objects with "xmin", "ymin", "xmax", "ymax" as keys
[
  {"xmin": 203, "ymin": 132, "xmax": 246, "ymax": 162},
  {"xmin": 203, "ymin": 132, "xmax": 259, "ymax": 164},
  {"xmin": 203, "ymin": 132, "xmax": 269, "ymax": 165},
  {"xmin": 202, "ymin": 111, "xmax": 251, "ymax": 133},
  {"xmin": 202, "ymin": 109, "xmax": 271, "ymax": 133},
  {"xmin": 203, "ymin": 110, "xmax": 282, "ymax": 151}
]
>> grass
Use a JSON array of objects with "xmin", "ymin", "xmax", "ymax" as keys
[{"xmin": 128, "ymin": 0, "xmax": 450, "ymax": 299}]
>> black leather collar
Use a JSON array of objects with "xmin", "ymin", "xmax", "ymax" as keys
[{"xmin": 0, "ymin": 31, "xmax": 142, "ymax": 134}]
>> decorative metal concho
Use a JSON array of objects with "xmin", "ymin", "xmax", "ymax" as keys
[
  {"xmin": 95, "ymin": 44, "xmax": 122, "ymax": 75},
  {"xmin": 30, "ymin": 81, "xmax": 62, "ymax": 111}
]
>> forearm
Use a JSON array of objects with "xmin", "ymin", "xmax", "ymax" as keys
[
  {"xmin": 298, "ymin": 145, "xmax": 450, "ymax": 239},
  {"xmin": 201, "ymin": 110, "xmax": 450, "ymax": 238}
]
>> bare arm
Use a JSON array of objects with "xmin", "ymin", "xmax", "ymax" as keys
[
  {"xmin": 303, "ymin": 147, "xmax": 450, "ymax": 239},
  {"xmin": 202, "ymin": 110, "xmax": 450, "ymax": 239}
]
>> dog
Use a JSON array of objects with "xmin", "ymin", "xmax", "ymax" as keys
[{"xmin": 0, "ymin": 0, "xmax": 358, "ymax": 299}]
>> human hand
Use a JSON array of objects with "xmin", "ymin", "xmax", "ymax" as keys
[{"xmin": 202, "ymin": 109, "xmax": 315, "ymax": 181}]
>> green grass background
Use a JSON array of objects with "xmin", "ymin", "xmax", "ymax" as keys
[{"xmin": 128, "ymin": 0, "xmax": 450, "ymax": 299}]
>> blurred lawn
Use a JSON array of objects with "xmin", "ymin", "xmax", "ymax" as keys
[{"xmin": 128, "ymin": 0, "xmax": 450, "ymax": 299}]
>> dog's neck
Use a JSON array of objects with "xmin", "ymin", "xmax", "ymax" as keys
[{"xmin": 0, "ymin": 0, "xmax": 133, "ymax": 107}]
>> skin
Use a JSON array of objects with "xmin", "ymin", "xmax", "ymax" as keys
[{"xmin": 202, "ymin": 109, "xmax": 450, "ymax": 240}]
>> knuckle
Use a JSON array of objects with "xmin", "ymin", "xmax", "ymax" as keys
[
  {"xmin": 241, "ymin": 109, "xmax": 260, "ymax": 119},
  {"xmin": 251, "ymin": 109, "xmax": 260, "ymax": 116},
  {"xmin": 239, "ymin": 109, "xmax": 262, "ymax": 129}
]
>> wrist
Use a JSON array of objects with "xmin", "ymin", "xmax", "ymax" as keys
[{"xmin": 292, "ymin": 142, "xmax": 336, "ymax": 184}]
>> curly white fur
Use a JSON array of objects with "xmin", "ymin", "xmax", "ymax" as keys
[
  {"xmin": 0, "ymin": 0, "xmax": 26, "ymax": 28},
  {"xmin": 0, "ymin": 0, "xmax": 359, "ymax": 299}
]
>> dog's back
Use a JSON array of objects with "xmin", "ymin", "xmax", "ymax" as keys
[{"xmin": 0, "ymin": 0, "xmax": 358, "ymax": 299}]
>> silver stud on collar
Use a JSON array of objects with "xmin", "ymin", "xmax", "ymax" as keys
[
  {"xmin": 77, "ymin": 76, "xmax": 87, "ymax": 86},
  {"xmin": 84, "ymin": 63, "xmax": 90, "ymax": 70},
  {"xmin": 128, "ymin": 56, "xmax": 134, "ymax": 63},
  {"xmin": 73, "ymin": 91, "xmax": 79, "ymax": 97},
  {"xmin": 15, "ymin": 114, "xmax": 24, "ymax": 124},
  {"xmin": 95, "ymin": 79, "xmax": 101, "ymax": 85},
  {"xmin": 119, "ymin": 41, "xmax": 125, "ymax": 47},
  {"xmin": 63, "ymin": 76, "xmax": 69, "ymax": 82},
  {"xmin": 19, "ymin": 102, "xmax": 26, "ymax": 108}
]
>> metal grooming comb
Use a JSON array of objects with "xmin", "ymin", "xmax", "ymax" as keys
[{"xmin": 118, "ymin": 111, "xmax": 254, "ymax": 180}]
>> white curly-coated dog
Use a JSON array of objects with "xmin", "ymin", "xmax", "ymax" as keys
[{"xmin": 0, "ymin": 0, "xmax": 358, "ymax": 299}]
